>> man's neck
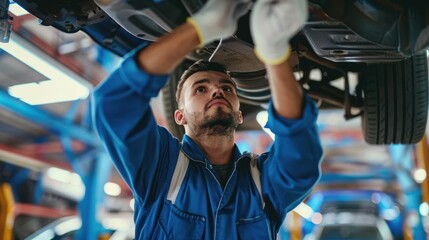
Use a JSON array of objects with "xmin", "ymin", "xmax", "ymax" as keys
[{"xmin": 191, "ymin": 134, "xmax": 235, "ymax": 165}]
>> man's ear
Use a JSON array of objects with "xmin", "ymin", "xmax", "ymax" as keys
[
  {"xmin": 238, "ymin": 110, "xmax": 244, "ymax": 125},
  {"xmin": 174, "ymin": 109, "xmax": 187, "ymax": 125}
]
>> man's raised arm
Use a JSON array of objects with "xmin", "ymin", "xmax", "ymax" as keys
[
  {"xmin": 92, "ymin": 0, "xmax": 251, "ymax": 195},
  {"xmin": 250, "ymin": 0, "xmax": 324, "ymax": 221},
  {"xmin": 136, "ymin": 0, "xmax": 252, "ymax": 75},
  {"xmin": 251, "ymin": 0, "xmax": 308, "ymax": 118}
]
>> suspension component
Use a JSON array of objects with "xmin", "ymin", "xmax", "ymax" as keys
[{"xmin": 0, "ymin": 0, "xmax": 12, "ymax": 43}]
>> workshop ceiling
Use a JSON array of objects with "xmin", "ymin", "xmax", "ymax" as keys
[{"xmin": 0, "ymin": 14, "xmax": 104, "ymax": 168}]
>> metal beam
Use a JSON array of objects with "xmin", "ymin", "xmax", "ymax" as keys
[
  {"xmin": 14, "ymin": 203, "xmax": 77, "ymax": 219},
  {"xmin": 0, "ymin": 146, "xmax": 51, "ymax": 172},
  {"xmin": 15, "ymin": 141, "xmax": 85, "ymax": 155},
  {"xmin": 319, "ymin": 170, "xmax": 396, "ymax": 183},
  {"xmin": 0, "ymin": 89, "xmax": 99, "ymax": 146}
]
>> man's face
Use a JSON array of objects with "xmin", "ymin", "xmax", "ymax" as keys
[{"xmin": 174, "ymin": 71, "xmax": 243, "ymax": 137}]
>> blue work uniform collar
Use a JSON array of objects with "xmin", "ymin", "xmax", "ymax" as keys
[{"xmin": 181, "ymin": 134, "xmax": 243, "ymax": 165}]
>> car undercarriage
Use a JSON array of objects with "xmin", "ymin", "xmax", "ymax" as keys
[{"xmin": 5, "ymin": 0, "xmax": 429, "ymax": 144}]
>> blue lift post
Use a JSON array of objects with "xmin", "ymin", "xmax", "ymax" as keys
[
  {"xmin": 62, "ymin": 100, "xmax": 114, "ymax": 240},
  {"xmin": 75, "ymin": 151, "xmax": 112, "ymax": 240},
  {"xmin": 388, "ymin": 144, "xmax": 426, "ymax": 239},
  {"xmin": 0, "ymin": 89, "xmax": 112, "ymax": 239}
]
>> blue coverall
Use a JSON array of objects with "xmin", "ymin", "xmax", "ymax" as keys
[{"xmin": 92, "ymin": 47, "xmax": 324, "ymax": 239}]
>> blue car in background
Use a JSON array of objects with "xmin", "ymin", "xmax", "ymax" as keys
[
  {"xmin": 303, "ymin": 190, "xmax": 403, "ymax": 240},
  {"xmin": 304, "ymin": 212, "xmax": 394, "ymax": 240}
]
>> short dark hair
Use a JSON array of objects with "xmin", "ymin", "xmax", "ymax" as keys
[{"xmin": 176, "ymin": 60, "xmax": 232, "ymax": 104}]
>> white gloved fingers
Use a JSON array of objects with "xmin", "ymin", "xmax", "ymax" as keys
[
  {"xmin": 251, "ymin": 0, "xmax": 308, "ymax": 64},
  {"xmin": 288, "ymin": 0, "xmax": 308, "ymax": 31},
  {"xmin": 272, "ymin": 0, "xmax": 308, "ymax": 39},
  {"xmin": 189, "ymin": 0, "xmax": 252, "ymax": 46},
  {"xmin": 233, "ymin": 0, "xmax": 253, "ymax": 21},
  {"xmin": 253, "ymin": 0, "xmax": 308, "ymax": 39}
]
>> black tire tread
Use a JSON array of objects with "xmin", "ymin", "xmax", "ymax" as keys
[{"xmin": 363, "ymin": 54, "xmax": 428, "ymax": 144}]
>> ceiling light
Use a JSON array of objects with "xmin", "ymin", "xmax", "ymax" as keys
[
  {"xmin": 311, "ymin": 212, "xmax": 323, "ymax": 225},
  {"xmin": 0, "ymin": 34, "xmax": 91, "ymax": 105},
  {"xmin": 31, "ymin": 229, "xmax": 54, "ymax": 240},
  {"xmin": 293, "ymin": 202, "xmax": 314, "ymax": 220},
  {"xmin": 54, "ymin": 218, "xmax": 82, "ymax": 236},
  {"xmin": 104, "ymin": 182, "xmax": 121, "ymax": 197},
  {"xmin": 44, "ymin": 167, "xmax": 85, "ymax": 200},
  {"xmin": 102, "ymin": 217, "xmax": 131, "ymax": 230},
  {"xmin": 256, "ymin": 111, "xmax": 275, "ymax": 140},
  {"xmin": 413, "ymin": 168, "xmax": 427, "ymax": 184},
  {"xmin": 130, "ymin": 198, "xmax": 135, "ymax": 211},
  {"xmin": 381, "ymin": 207, "xmax": 400, "ymax": 220},
  {"xmin": 419, "ymin": 202, "xmax": 429, "ymax": 216},
  {"xmin": 47, "ymin": 167, "xmax": 74, "ymax": 183},
  {"xmin": 8, "ymin": 80, "xmax": 90, "ymax": 105},
  {"xmin": 8, "ymin": 3, "xmax": 29, "ymax": 16}
]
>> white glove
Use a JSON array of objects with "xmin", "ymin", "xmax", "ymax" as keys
[
  {"xmin": 187, "ymin": 0, "xmax": 252, "ymax": 46},
  {"xmin": 251, "ymin": 0, "xmax": 308, "ymax": 65}
]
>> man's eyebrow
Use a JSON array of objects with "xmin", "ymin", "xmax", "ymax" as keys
[
  {"xmin": 191, "ymin": 78, "xmax": 236, "ymax": 88},
  {"xmin": 191, "ymin": 79, "xmax": 210, "ymax": 88},
  {"xmin": 219, "ymin": 79, "xmax": 236, "ymax": 87}
]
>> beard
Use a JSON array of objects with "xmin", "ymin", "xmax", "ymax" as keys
[{"xmin": 186, "ymin": 107, "xmax": 241, "ymax": 137}]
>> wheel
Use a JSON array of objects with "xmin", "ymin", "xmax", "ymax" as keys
[{"xmin": 362, "ymin": 54, "xmax": 428, "ymax": 144}]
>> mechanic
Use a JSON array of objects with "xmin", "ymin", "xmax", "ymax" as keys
[{"xmin": 92, "ymin": 0, "xmax": 323, "ymax": 239}]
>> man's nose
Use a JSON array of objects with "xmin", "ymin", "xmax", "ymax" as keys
[{"xmin": 211, "ymin": 86, "xmax": 225, "ymax": 98}]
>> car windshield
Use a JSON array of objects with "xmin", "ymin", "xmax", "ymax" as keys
[{"xmin": 319, "ymin": 225, "xmax": 384, "ymax": 240}]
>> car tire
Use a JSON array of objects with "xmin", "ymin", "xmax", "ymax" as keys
[
  {"xmin": 161, "ymin": 61, "xmax": 189, "ymax": 140},
  {"xmin": 362, "ymin": 54, "xmax": 428, "ymax": 144}
]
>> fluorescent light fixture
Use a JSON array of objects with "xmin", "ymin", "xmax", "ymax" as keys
[
  {"xmin": 45, "ymin": 167, "xmax": 85, "ymax": 200},
  {"xmin": 292, "ymin": 202, "xmax": 324, "ymax": 224},
  {"xmin": 31, "ymin": 229, "xmax": 55, "ymax": 240},
  {"xmin": 0, "ymin": 34, "xmax": 91, "ymax": 105},
  {"xmin": 46, "ymin": 167, "xmax": 84, "ymax": 190},
  {"xmin": 293, "ymin": 202, "xmax": 314, "ymax": 220},
  {"xmin": 9, "ymin": 3, "xmax": 29, "ymax": 16},
  {"xmin": 46, "ymin": 167, "xmax": 83, "ymax": 186},
  {"xmin": 102, "ymin": 217, "xmax": 131, "ymax": 230},
  {"xmin": 8, "ymin": 80, "xmax": 89, "ymax": 105},
  {"xmin": 54, "ymin": 218, "xmax": 82, "ymax": 235}
]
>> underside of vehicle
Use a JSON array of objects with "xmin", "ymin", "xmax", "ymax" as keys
[{"xmin": 8, "ymin": 0, "xmax": 429, "ymax": 144}]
